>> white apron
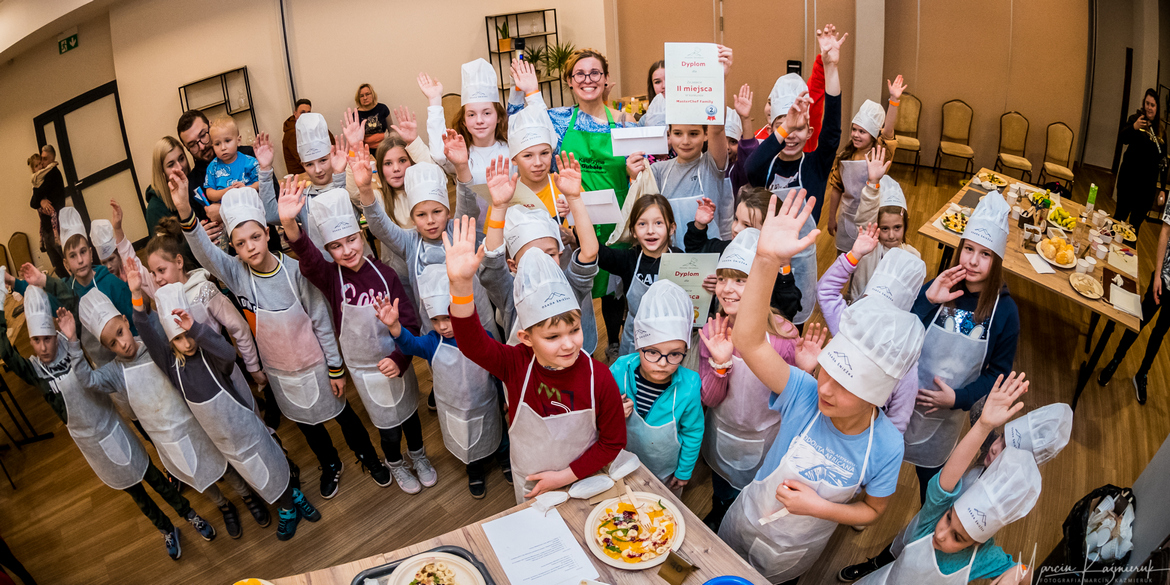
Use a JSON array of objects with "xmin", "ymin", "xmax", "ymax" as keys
[
  {"xmin": 183, "ymin": 289, "xmax": 256, "ymax": 413},
  {"xmin": 432, "ymin": 339, "xmax": 502, "ymax": 464},
  {"xmin": 701, "ymin": 335, "xmax": 783, "ymax": 490},
  {"xmin": 765, "ymin": 157, "xmax": 817, "ymax": 324},
  {"xmin": 618, "ymin": 252, "xmax": 658, "ymax": 355},
  {"xmin": 508, "ymin": 352, "xmax": 597, "ymax": 504},
  {"xmin": 903, "ymin": 297, "xmax": 999, "ymax": 468},
  {"xmin": 122, "ymin": 354, "xmax": 227, "ymax": 492},
  {"xmin": 835, "ymin": 159, "xmax": 867, "ymax": 253},
  {"xmin": 79, "ymin": 320, "xmax": 137, "ymax": 422},
  {"xmin": 249, "ymin": 259, "xmax": 344, "ymax": 426},
  {"xmin": 661, "ymin": 162, "xmax": 707, "ymax": 250},
  {"xmin": 720, "ymin": 410, "xmax": 875, "ymax": 582},
  {"xmin": 180, "ymin": 353, "xmax": 291, "ymax": 504},
  {"xmin": 336, "ymin": 263, "xmax": 420, "ymax": 429},
  {"xmin": 624, "ymin": 389, "xmax": 680, "ymax": 483},
  {"xmin": 860, "ymin": 532, "xmax": 979, "ymax": 585}
]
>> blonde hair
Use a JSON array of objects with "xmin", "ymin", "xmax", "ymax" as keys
[
  {"xmin": 564, "ymin": 48, "xmax": 609, "ymax": 81},
  {"xmin": 209, "ymin": 115, "xmax": 237, "ymax": 135},
  {"xmin": 150, "ymin": 137, "xmax": 187, "ymax": 212},
  {"xmin": 355, "ymin": 83, "xmax": 377, "ymax": 107},
  {"xmin": 524, "ymin": 309, "xmax": 582, "ymax": 333}
]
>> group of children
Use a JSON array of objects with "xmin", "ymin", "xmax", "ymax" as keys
[{"xmin": 5, "ymin": 23, "xmax": 1075, "ymax": 585}]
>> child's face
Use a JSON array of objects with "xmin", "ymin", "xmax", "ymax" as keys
[
  {"xmin": 381, "ymin": 146, "xmax": 412, "ymax": 189},
  {"xmin": 518, "ymin": 316, "xmax": 583, "ymax": 370},
  {"xmin": 325, "ymin": 233, "xmax": 366, "ymax": 271},
  {"xmin": 728, "ymin": 138, "xmax": 739, "ymax": 165},
  {"xmin": 815, "ymin": 368, "xmax": 873, "ymax": 419},
  {"xmin": 101, "ymin": 251, "xmax": 124, "ymax": 281},
  {"xmin": 877, "ymin": 210, "xmax": 905, "ymax": 249},
  {"xmin": 210, "ymin": 127, "xmax": 240, "ymax": 163},
  {"xmin": 431, "ymin": 316, "xmax": 454, "ymax": 338},
  {"xmin": 463, "ymin": 104, "xmax": 499, "ymax": 142},
  {"xmin": 514, "ymin": 145, "xmax": 552, "ymax": 185},
  {"xmin": 147, "ymin": 251, "xmax": 185, "ymax": 288},
  {"xmin": 715, "ymin": 274, "xmax": 747, "ymax": 316},
  {"xmin": 849, "ymin": 124, "xmax": 874, "ymax": 150},
  {"xmin": 172, "ymin": 331, "xmax": 198, "ymax": 357},
  {"xmin": 959, "ymin": 240, "xmax": 995, "ymax": 285},
  {"xmin": 933, "ymin": 506, "xmax": 978, "ymax": 553},
  {"xmin": 634, "ymin": 205, "xmax": 673, "ymax": 253},
  {"xmin": 731, "ymin": 202, "xmax": 762, "ymax": 238},
  {"xmin": 668, "ymin": 125, "xmax": 707, "ymax": 161},
  {"xmin": 65, "ymin": 241, "xmax": 94, "ymax": 281},
  {"xmin": 412, "ymin": 201, "xmax": 450, "ymax": 241},
  {"xmin": 638, "ymin": 339, "xmax": 687, "ymax": 384},
  {"xmin": 101, "ymin": 316, "xmax": 138, "ymax": 359},
  {"xmin": 772, "ymin": 114, "xmax": 810, "ymax": 156},
  {"xmin": 764, "ymin": 99, "xmax": 772, "ymax": 121},
  {"xmin": 230, "ymin": 221, "xmax": 271, "ymax": 269},
  {"xmin": 984, "ymin": 434, "xmax": 1006, "ymax": 467},
  {"xmin": 652, "ymin": 67, "xmax": 666, "ymax": 95},
  {"xmin": 31, "ymin": 335, "xmax": 59, "ymax": 364},
  {"xmin": 302, "ymin": 155, "xmax": 333, "ymax": 186},
  {"xmin": 507, "ymin": 237, "xmax": 562, "ymax": 274}
]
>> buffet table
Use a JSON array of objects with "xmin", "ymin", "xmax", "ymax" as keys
[{"xmin": 272, "ymin": 464, "xmax": 768, "ymax": 585}]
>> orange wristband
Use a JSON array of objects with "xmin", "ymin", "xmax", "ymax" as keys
[
  {"xmin": 451, "ymin": 294, "xmax": 474, "ymax": 305},
  {"xmin": 846, "ymin": 252, "xmax": 859, "ymax": 266},
  {"xmin": 715, "ymin": 368, "xmax": 728, "ymax": 376},
  {"xmin": 132, "ymin": 296, "xmax": 144, "ymax": 307},
  {"xmin": 776, "ymin": 126, "xmax": 790, "ymax": 140},
  {"xmin": 780, "ymin": 265, "xmax": 792, "ymax": 275},
  {"xmin": 888, "ymin": 99, "xmax": 900, "ymax": 106},
  {"xmin": 525, "ymin": 90, "xmax": 540, "ymax": 97},
  {"xmin": 486, "ymin": 218, "xmax": 506, "ymax": 229}
]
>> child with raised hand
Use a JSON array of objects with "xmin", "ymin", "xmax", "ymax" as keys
[
  {"xmin": 125, "ymin": 258, "xmax": 317, "ymax": 542},
  {"xmin": 169, "ymin": 169, "xmax": 386, "ymax": 501},
  {"xmin": 727, "ymin": 84, "xmax": 761, "ymax": 199},
  {"xmin": 372, "ymin": 267, "xmax": 506, "ymax": 499},
  {"xmin": 611, "ymin": 279, "xmax": 703, "ymax": 496},
  {"xmin": 277, "ymin": 176, "xmax": 436, "ymax": 495},
  {"xmin": 816, "ymin": 223, "xmax": 926, "ymax": 433},
  {"xmin": 203, "ymin": 115, "xmax": 261, "ymax": 203},
  {"xmin": 505, "ymin": 105, "xmax": 567, "ymax": 218},
  {"xmin": 445, "ymin": 215, "xmax": 626, "ymax": 504},
  {"xmin": 849, "ymin": 143, "xmax": 921, "ymax": 300},
  {"xmin": 88, "ymin": 217, "xmax": 124, "ymax": 281},
  {"xmin": 720, "ymin": 189, "xmax": 923, "ymax": 585}
]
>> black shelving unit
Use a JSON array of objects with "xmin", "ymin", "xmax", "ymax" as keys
[
  {"xmin": 485, "ymin": 9, "xmax": 565, "ymax": 108},
  {"xmin": 178, "ymin": 67, "xmax": 258, "ymax": 140}
]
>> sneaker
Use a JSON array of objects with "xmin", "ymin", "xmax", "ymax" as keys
[
  {"xmin": 219, "ymin": 502, "xmax": 242, "ymax": 539},
  {"xmin": 409, "ymin": 448, "xmax": 438, "ymax": 487},
  {"xmin": 161, "ymin": 526, "xmax": 181, "ymax": 560},
  {"xmin": 427, "ymin": 391, "xmax": 437, "ymax": 411},
  {"xmin": 500, "ymin": 459, "xmax": 513, "ymax": 486},
  {"xmin": 276, "ymin": 507, "xmax": 299, "ymax": 541},
  {"xmin": 242, "ymin": 494, "xmax": 271, "ymax": 528},
  {"xmin": 1134, "ymin": 372, "xmax": 1148, "ymax": 405},
  {"xmin": 387, "ymin": 459, "xmax": 421, "ymax": 494},
  {"xmin": 358, "ymin": 453, "xmax": 392, "ymax": 487},
  {"xmin": 838, "ymin": 556, "xmax": 884, "ymax": 582},
  {"xmin": 185, "ymin": 510, "xmax": 216, "ymax": 542},
  {"xmin": 1098, "ymin": 358, "xmax": 1121, "ymax": 385},
  {"xmin": 605, "ymin": 342, "xmax": 619, "ymax": 364},
  {"xmin": 319, "ymin": 461, "xmax": 343, "ymax": 499},
  {"xmin": 469, "ymin": 478, "xmax": 486, "ymax": 499},
  {"xmin": 292, "ymin": 488, "xmax": 321, "ymax": 522}
]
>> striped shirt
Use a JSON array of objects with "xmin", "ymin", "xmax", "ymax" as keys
[{"xmin": 634, "ymin": 370, "xmax": 670, "ymax": 418}]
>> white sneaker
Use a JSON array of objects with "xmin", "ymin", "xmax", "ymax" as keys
[
  {"xmin": 386, "ymin": 459, "xmax": 421, "ymax": 494},
  {"xmin": 410, "ymin": 448, "xmax": 438, "ymax": 487}
]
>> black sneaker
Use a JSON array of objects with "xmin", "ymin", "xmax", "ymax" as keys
[
  {"xmin": 319, "ymin": 461, "xmax": 343, "ymax": 499},
  {"xmin": 838, "ymin": 556, "xmax": 884, "ymax": 582},
  {"xmin": 219, "ymin": 502, "xmax": 242, "ymax": 539},
  {"xmin": 1134, "ymin": 372, "xmax": 1148, "ymax": 405},
  {"xmin": 358, "ymin": 454, "xmax": 392, "ymax": 487},
  {"xmin": 292, "ymin": 488, "xmax": 321, "ymax": 522},
  {"xmin": 242, "ymin": 494, "xmax": 271, "ymax": 528},
  {"xmin": 469, "ymin": 478, "xmax": 486, "ymax": 499},
  {"xmin": 1098, "ymin": 358, "xmax": 1121, "ymax": 385},
  {"xmin": 427, "ymin": 391, "xmax": 437, "ymax": 411},
  {"xmin": 276, "ymin": 507, "xmax": 299, "ymax": 541},
  {"xmin": 162, "ymin": 526, "xmax": 181, "ymax": 560},
  {"xmin": 497, "ymin": 453, "xmax": 513, "ymax": 485},
  {"xmin": 185, "ymin": 510, "xmax": 216, "ymax": 542}
]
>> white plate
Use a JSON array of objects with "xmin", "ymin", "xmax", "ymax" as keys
[
  {"xmin": 385, "ymin": 551, "xmax": 487, "ymax": 585},
  {"xmin": 1037, "ymin": 247, "xmax": 1077, "ymax": 269},
  {"xmin": 584, "ymin": 491, "xmax": 686, "ymax": 570},
  {"xmin": 1070, "ymin": 273, "xmax": 1104, "ymax": 300}
]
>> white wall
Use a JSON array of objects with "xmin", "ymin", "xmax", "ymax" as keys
[{"xmin": 1082, "ymin": 0, "xmax": 1134, "ymax": 168}]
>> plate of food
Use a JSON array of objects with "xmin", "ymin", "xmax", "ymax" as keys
[
  {"xmin": 586, "ymin": 491, "xmax": 685, "ymax": 570},
  {"xmin": 1047, "ymin": 206, "xmax": 1076, "ymax": 231},
  {"xmin": 1038, "ymin": 237, "xmax": 1078, "ymax": 269},
  {"xmin": 1070, "ymin": 273, "xmax": 1104, "ymax": 300},
  {"xmin": 977, "ymin": 172, "xmax": 1009, "ymax": 189},
  {"xmin": 1114, "ymin": 222, "xmax": 1137, "ymax": 243},
  {"xmin": 1029, "ymin": 189, "xmax": 1055, "ymax": 208},
  {"xmin": 941, "ymin": 211, "xmax": 968, "ymax": 234},
  {"xmin": 386, "ymin": 552, "xmax": 487, "ymax": 585}
]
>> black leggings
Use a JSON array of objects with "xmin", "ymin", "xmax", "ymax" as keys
[
  {"xmin": 1111, "ymin": 273, "xmax": 1170, "ymax": 376},
  {"xmin": 123, "ymin": 462, "xmax": 192, "ymax": 533},
  {"xmin": 601, "ymin": 294, "xmax": 626, "ymax": 346},
  {"xmin": 378, "ymin": 410, "xmax": 424, "ymax": 463},
  {"xmin": 0, "ymin": 535, "xmax": 36, "ymax": 585},
  {"xmin": 296, "ymin": 402, "xmax": 378, "ymax": 467}
]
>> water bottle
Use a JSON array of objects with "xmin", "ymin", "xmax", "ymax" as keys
[{"xmin": 1086, "ymin": 183, "xmax": 1098, "ymax": 214}]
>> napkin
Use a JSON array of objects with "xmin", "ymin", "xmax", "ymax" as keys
[
  {"xmin": 1025, "ymin": 253, "xmax": 1055, "ymax": 275},
  {"xmin": 1110, "ymin": 285, "xmax": 1142, "ymax": 319}
]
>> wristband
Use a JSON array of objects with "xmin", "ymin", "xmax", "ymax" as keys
[
  {"xmin": 715, "ymin": 368, "xmax": 728, "ymax": 376},
  {"xmin": 132, "ymin": 296, "xmax": 144, "ymax": 307},
  {"xmin": 888, "ymin": 99, "xmax": 900, "ymax": 106},
  {"xmin": 708, "ymin": 357, "xmax": 733, "ymax": 370},
  {"xmin": 776, "ymin": 126, "xmax": 790, "ymax": 140},
  {"xmin": 846, "ymin": 252, "xmax": 859, "ymax": 266},
  {"xmin": 525, "ymin": 90, "xmax": 540, "ymax": 98},
  {"xmin": 451, "ymin": 294, "xmax": 474, "ymax": 305},
  {"xmin": 867, "ymin": 181, "xmax": 880, "ymax": 190},
  {"xmin": 780, "ymin": 265, "xmax": 792, "ymax": 275},
  {"xmin": 486, "ymin": 217, "xmax": 506, "ymax": 229}
]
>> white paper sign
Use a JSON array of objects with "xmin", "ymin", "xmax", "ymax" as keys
[
  {"xmin": 567, "ymin": 189, "xmax": 624, "ymax": 226},
  {"xmin": 658, "ymin": 253, "xmax": 720, "ymax": 327},
  {"xmin": 664, "ymin": 42, "xmax": 725, "ymax": 125},
  {"xmin": 611, "ymin": 125, "xmax": 669, "ymax": 156},
  {"xmin": 482, "ymin": 507, "xmax": 598, "ymax": 585}
]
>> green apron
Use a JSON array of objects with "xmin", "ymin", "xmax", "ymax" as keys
[{"xmin": 560, "ymin": 106, "xmax": 631, "ymax": 298}]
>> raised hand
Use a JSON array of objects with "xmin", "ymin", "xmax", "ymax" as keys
[
  {"xmin": 511, "ymin": 58, "xmax": 539, "ymax": 95},
  {"xmin": 733, "ymin": 84, "xmax": 754, "ymax": 121},
  {"xmin": 442, "ymin": 215, "xmax": 485, "ymax": 285},
  {"xmin": 171, "ymin": 308, "xmax": 194, "ymax": 332},
  {"xmin": 253, "ymin": 132, "xmax": 275, "ymax": 170},
  {"xmin": 277, "ymin": 175, "xmax": 308, "ymax": 223},
  {"xmin": 485, "ymin": 156, "xmax": 519, "ymax": 208},
  {"xmin": 793, "ymin": 322, "xmax": 827, "ymax": 373},
  {"xmin": 782, "ymin": 91, "xmax": 812, "ymax": 133},
  {"xmin": 330, "ymin": 137, "xmax": 349, "ymax": 175},
  {"xmin": 925, "ymin": 265, "xmax": 967, "ymax": 304},
  {"xmin": 816, "ymin": 24, "xmax": 848, "ymax": 66},
  {"xmin": 372, "ymin": 295, "xmax": 401, "ymax": 331},
  {"xmin": 168, "ymin": 167, "xmax": 192, "ymax": 217},
  {"xmin": 20, "ymin": 263, "xmax": 46, "ymax": 288},
  {"xmin": 865, "ymin": 143, "xmax": 890, "ymax": 183},
  {"xmin": 342, "ymin": 108, "xmax": 364, "ymax": 151},
  {"xmin": 123, "ymin": 256, "xmax": 142, "ymax": 295},
  {"xmin": 350, "ymin": 147, "xmax": 374, "ymax": 190},
  {"xmin": 887, "ymin": 75, "xmax": 906, "ymax": 102},
  {"xmin": 851, "ymin": 223, "xmax": 880, "ymax": 259},
  {"xmin": 978, "ymin": 372, "xmax": 1028, "ymax": 429},
  {"xmin": 442, "ymin": 129, "xmax": 469, "ymax": 166},
  {"xmin": 390, "ymin": 105, "xmax": 418, "ymax": 143},
  {"xmin": 109, "ymin": 199, "xmax": 124, "ymax": 233},
  {"xmin": 756, "ymin": 189, "xmax": 819, "ymax": 265},
  {"xmin": 553, "ymin": 152, "xmax": 582, "ymax": 199},
  {"xmin": 917, "ymin": 377, "xmax": 957, "ymax": 414},
  {"xmin": 417, "ymin": 72, "xmax": 444, "ymax": 106},
  {"xmin": 56, "ymin": 307, "xmax": 76, "ymax": 341},
  {"xmin": 698, "ymin": 314, "xmax": 735, "ymax": 365},
  {"xmin": 695, "ymin": 197, "xmax": 716, "ymax": 228},
  {"xmin": 716, "ymin": 44, "xmax": 734, "ymax": 77}
]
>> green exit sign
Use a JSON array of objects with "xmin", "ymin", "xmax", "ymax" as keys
[{"xmin": 58, "ymin": 34, "xmax": 78, "ymax": 54}]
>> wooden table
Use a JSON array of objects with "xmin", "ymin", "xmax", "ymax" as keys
[
  {"xmin": 273, "ymin": 465, "xmax": 768, "ymax": 585},
  {"xmin": 918, "ymin": 168, "xmax": 1141, "ymax": 409}
]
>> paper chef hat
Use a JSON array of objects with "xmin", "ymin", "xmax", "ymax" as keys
[
  {"xmin": 89, "ymin": 220, "xmax": 117, "ymax": 261},
  {"xmin": 59, "ymin": 207, "xmax": 87, "ymax": 248},
  {"xmin": 309, "ymin": 188, "xmax": 360, "ymax": 245},
  {"xmin": 154, "ymin": 282, "xmax": 191, "ymax": 341},
  {"xmin": 852, "ymin": 99, "xmax": 886, "ymax": 139},
  {"xmin": 878, "ymin": 175, "xmax": 907, "ymax": 210},
  {"xmin": 768, "ymin": 73, "xmax": 808, "ymax": 123},
  {"xmin": 23, "ymin": 285, "xmax": 56, "ymax": 338},
  {"xmin": 1005, "ymin": 403, "xmax": 1073, "ymax": 466},
  {"xmin": 296, "ymin": 112, "xmax": 332, "ymax": 163},
  {"xmin": 725, "ymin": 107, "xmax": 743, "ymax": 140},
  {"xmin": 818, "ymin": 296, "xmax": 926, "ymax": 406},
  {"xmin": 404, "ymin": 163, "xmax": 450, "ymax": 213},
  {"xmin": 505, "ymin": 205, "xmax": 563, "ymax": 258},
  {"xmin": 80, "ymin": 288, "xmax": 122, "ymax": 341},
  {"xmin": 641, "ymin": 94, "xmax": 667, "ymax": 128},
  {"xmin": 633, "ymin": 280, "xmax": 693, "ymax": 350},
  {"xmin": 716, "ymin": 228, "xmax": 759, "ymax": 274},
  {"xmin": 417, "ymin": 263, "xmax": 451, "ymax": 318},
  {"xmin": 864, "ymin": 248, "xmax": 926, "ymax": 311},
  {"xmin": 461, "ymin": 58, "xmax": 500, "ymax": 106},
  {"xmin": 513, "ymin": 249, "xmax": 578, "ymax": 330},
  {"xmin": 964, "ymin": 190, "xmax": 1011, "ymax": 258},
  {"xmin": 220, "ymin": 187, "xmax": 268, "ymax": 237},
  {"xmin": 954, "ymin": 446, "xmax": 1042, "ymax": 542},
  {"xmin": 508, "ymin": 106, "xmax": 555, "ymax": 159}
]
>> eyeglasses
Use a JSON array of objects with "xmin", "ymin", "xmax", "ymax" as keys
[
  {"xmin": 641, "ymin": 348, "xmax": 687, "ymax": 365},
  {"xmin": 184, "ymin": 129, "xmax": 210, "ymax": 151},
  {"xmin": 571, "ymin": 70, "xmax": 604, "ymax": 84}
]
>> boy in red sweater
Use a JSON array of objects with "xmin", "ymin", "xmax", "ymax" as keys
[{"xmin": 445, "ymin": 215, "xmax": 626, "ymax": 504}]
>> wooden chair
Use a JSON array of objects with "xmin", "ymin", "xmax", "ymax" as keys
[
  {"xmin": 934, "ymin": 99, "xmax": 976, "ymax": 186},
  {"xmin": 994, "ymin": 111, "xmax": 1032, "ymax": 182},
  {"xmin": 441, "ymin": 93, "xmax": 462, "ymax": 123},
  {"xmin": 893, "ymin": 92, "xmax": 923, "ymax": 185},
  {"xmin": 1037, "ymin": 122, "xmax": 1075, "ymax": 190},
  {"xmin": 0, "ymin": 243, "xmax": 11, "ymax": 276},
  {"xmin": 7, "ymin": 234, "xmax": 32, "ymax": 273}
]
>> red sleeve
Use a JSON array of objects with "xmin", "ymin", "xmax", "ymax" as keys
[
  {"xmin": 452, "ymin": 308, "xmax": 522, "ymax": 404},
  {"xmin": 568, "ymin": 362, "xmax": 627, "ymax": 479},
  {"xmin": 805, "ymin": 55, "xmax": 826, "ymax": 153}
]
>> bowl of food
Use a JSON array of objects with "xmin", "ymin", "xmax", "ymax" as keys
[
  {"xmin": 1047, "ymin": 206, "xmax": 1076, "ymax": 232},
  {"xmin": 1038, "ymin": 237, "xmax": 1078, "ymax": 269},
  {"xmin": 586, "ymin": 492, "xmax": 685, "ymax": 570},
  {"xmin": 385, "ymin": 552, "xmax": 488, "ymax": 585}
]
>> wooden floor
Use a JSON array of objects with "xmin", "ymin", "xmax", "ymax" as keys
[{"xmin": 0, "ymin": 163, "xmax": 1166, "ymax": 584}]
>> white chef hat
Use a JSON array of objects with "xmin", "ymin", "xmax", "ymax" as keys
[
  {"xmin": 964, "ymin": 190, "xmax": 1010, "ymax": 258},
  {"xmin": 633, "ymin": 280, "xmax": 693, "ymax": 349},
  {"xmin": 513, "ymin": 249, "xmax": 579, "ymax": 330},
  {"xmin": 508, "ymin": 106, "xmax": 555, "ymax": 159},
  {"xmin": 220, "ymin": 187, "xmax": 268, "ymax": 238},
  {"xmin": 79, "ymin": 288, "xmax": 122, "ymax": 342},
  {"xmin": 768, "ymin": 73, "xmax": 808, "ymax": 123},
  {"xmin": 404, "ymin": 163, "xmax": 450, "ymax": 213},
  {"xmin": 23, "ymin": 285, "xmax": 55, "ymax": 338},
  {"xmin": 417, "ymin": 263, "xmax": 451, "ymax": 318},
  {"xmin": 1005, "ymin": 403, "xmax": 1073, "ymax": 466},
  {"xmin": 641, "ymin": 94, "xmax": 667, "ymax": 127},
  {"xmin": 461, "ymin": 58, "xmax": 500, "ymax": 106},
  {"xmin": 296, "ymin": 112, "xmax": 332, "ymax": 163},
  {"xmin": 154, "ymin": 282, "xmax": 191, "ymax": 341},
  {"xmin": 725, "ymin": 108, "xmax": 743, "ymax": 140},
  {"xmin": 505, "ymin": 205, "xmax": 563, "ymax": 258},
  {"xmin": 58, "ymin": 207, "xmax": 87, "ymax": 248},
  {"xmin": 955, "ymin": 446, "xmax": 1042, "ymax": 542},
  {"xmin": 818, "ymin": 296, "xmax": 926, "ymax": 406},
  {"xmin": 89, "ymin": 220, "xmax": 117, "ymax": 261},
  {"xmin": 878, "ymin": 175, "xmax": 907, "ymax": 210},
  {"xmin": 864, "ymin": 248, "xmax": 926, "ymax": 311},
  {"xmin": 309, "ymin": 188, "xmax": 360, "ymax": 245},
  {"xmin": 716, "ymin": 228, "xmax": 759, "ymax": 274},
  {"xmin": 852, "ymin": 99, "xmax": 886, "ymax": 139}
]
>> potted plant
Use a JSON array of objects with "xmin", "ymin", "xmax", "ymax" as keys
[
  {"xmin": 544, "ymin": 41, "xmax": 576, "ymax": 80},
  {"xmin": 497, "ymin": 21, "xmax": 512, "ymax": 52},
  {"xmin": 524, "ymin": 44, "xmax": 547, "ymax": 77}
]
